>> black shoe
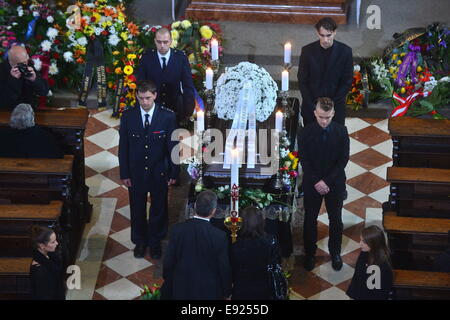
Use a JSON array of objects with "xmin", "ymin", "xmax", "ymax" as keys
[
  {"xmin": 331, "ymin": 255, "xmax": 343, "ymax": 271},
  {"xmin": 304, "ymin": 255, "xmax": 315, "ymax": 271},
  {"xmin": 134, "ymin": 244, "xmax": 146, "ymax": 258},
  {"xmin": 150, "ymin": 246, "xmax": 162, "ymax": 259}
]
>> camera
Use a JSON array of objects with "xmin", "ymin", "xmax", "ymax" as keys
[{"xmin": 17, "ymin": 62, "xmax": 33, "ymax": 78}]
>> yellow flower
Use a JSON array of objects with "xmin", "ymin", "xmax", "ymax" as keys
[
  {"xmin": 400, "ymin": 87, "xmax": 406, "ymax": 94},
  {"xmin": 119, "ymin": 102, "xmax": 126, "ymax": 108},
  {"xmin": 171, "ymin": 29, "xmax": 179, "ymax": 41},
  {"xmin": 112, "ymin": 51, "xmax": 120, "ymax": 55},
  {"xmin": 181, "ymin": 20, "xmax": 191, "ymax": 29},
  {"xmin": 288, "ymin": 152, "xmax": 295, "ymax": 160},
  {"xmin": 118, "ymin": 13, "xmax": 125, "ymax": 22},
  {"xmin": 397, "ymin": 60, "xmax": 402, "ymax": 65},
  {"xmin": 393, "ymin": 74, "xmax": 397, "ymax": 79},
  {"xmin": 124, "ymin": 65, "xmax": 134, "ymax": 75},
  {"xmin": 115, "ymin": 67, "xmax": 122, "ymax": 74},
  {"xmin": 93, "ymin": 12, "xmax": 101, "ymax": 22},
  {"xmin": 171, "ymin": 21, "xmax": 181, "ymax": 29},
  {"xmin": 120, "ymin": 32, "xmax": 128, "ymax": 41},
  {"xmin": 293, "ymin": 158, "xmax": 299, "ymax": 170},
  {"xmin": 170, "ymin": 39, "xmax": 178, "ymax": 48},
  {"xmin": 188, "ymin": 53, "xmax": 195, "ymax": 64},
  {"xmin": 199, "ymin": 25, "xmax": 213, "ymax": 40},
  {"xmin": 84, "ymin": 26, "xmax": 94, "ymax": 37},
  {"xmin": 201, "ymin": 46, "xmax": 208, "ymax": 53},
  {"xmin": 106, "ymin": 20, "xmax": 112, "ymax": 27},
  {"xmin": 389, "ymin": 67, "xmax": 395, "ymax": 74},
  {"xmin": 127, "ymin": 54, "xmax": 137, "ymax": 60},
  {"xmin": 392, "ymin": 54, "xmax": 398, "ymax": 60},
  {"xmin": 113, "ymin": 60, "xmax": 119, "ymax": 66},
  {"xmin": 129, "ymin": 82, "xmax": 136, "ymax": 90},
  {"xmin": 417, "ymin": 66, "xmax": 423, "ymax": 72},
  {"xmin": 102, "ymin": 22, "xmax": 108, "ymax": 29},
  {"xmin": 400, "ymin": 52, "xmax": 406, "ymax": 57}
]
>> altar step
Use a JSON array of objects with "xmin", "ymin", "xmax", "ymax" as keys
[{"xmin": 186, "ymin": 0, "xmax": 349, "ymax": 24}]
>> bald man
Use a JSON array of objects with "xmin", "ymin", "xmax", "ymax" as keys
[{"xmin": 0, "ymin": 45, "xmax": 49, "ymax": 110}]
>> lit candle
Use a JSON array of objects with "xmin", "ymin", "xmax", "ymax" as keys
[
  {"xmin": 231, "ymin": 148, "xmax": 239, "ymax": 214},
  {"xmin": 275, "ymin": 110, "xmax": 283, "ymax": 132},
  {"xmin": 284, "ymin": 42, "xmax": 291, "ymax": 64},
  {"xmin": 282, "ymin": 70, "xmax": 289, "ymax": 91},
  {"xmin": 205, "ymin": 67, "xmax": 213, "ymax": 90},
  {"xmin": 197, "ymin": 110, "xmax": 204, "ymax": 133},
  {"xmin": 211, "ymin": 39, "xmax": 219, "ymax": 61}
]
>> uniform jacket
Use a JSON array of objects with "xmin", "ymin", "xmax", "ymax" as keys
[
  {"xmin": 298, "ymin": 121, "xmax": 349, "ymax": 194},
  {"xmin": 118, "ymin": 104, "xmax": 179, "ymax": 190},
  {"xmin": 136, "ymin": 48, "xmax": 195, "ymax": 120}
]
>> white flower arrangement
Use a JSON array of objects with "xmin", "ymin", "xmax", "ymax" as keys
[
  {"xmin": 40, "ymin": 40, "xmax": 52, "ymax": 52},
  {"xmin": 214, "ymin": 62, "xmax": 278, "ymax": 122},
  {"xmin": 108, "ymin": 34, "xmax": 120, "ymax": 46},
  {"xmin": 46, "ymin": 16, "xmax": 54, "ymax": 24},
  {"xmin": 32, "ymin": 58, "xmax": 42, "ymax": 71},
  {"xmin": 49, "ymin": 62, "xmax": 59, "ymax": 75},
  {"xmin": 63, "ymin": 51, "xmax": 73, "ymax": 63},
  {"xmin": 424, "ymin": 76, "xmax": 438, "ymax": 92},
  {"xmin": 46, "ymin": 27, "xmax": 58, "ymax": 41},
  {"xmin": 77, "ymin": 36, "xmax": 88, "ymax": 46},
  {"xmin": 370, "ymin": 59, "xmax": 391, "ymax": 90}
]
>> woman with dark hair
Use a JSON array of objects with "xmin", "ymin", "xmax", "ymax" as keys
[
  {"xmin": 30, "ymin": 226, "xmax": 65, "ymax": 300},
  {"xmin": 230, "ymin": 206, "xmax": 280, "ymax": 300},
  {"xmin": 346, "ymin": 225, "xmax": 393, "ymax": 300}
]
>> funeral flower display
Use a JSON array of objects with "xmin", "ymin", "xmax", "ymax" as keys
[{"xmin": 214, "ymin": 62, "xmax": 278, "ymax": 122}]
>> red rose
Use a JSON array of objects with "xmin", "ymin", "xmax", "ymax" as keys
[
  {"xmin": 52, "ymin": 52, "xmax": 59, "ymax": 59},
  {"xmin": 101, "ymin": 30, "xmax": 109, "ymax": 36},
  {"xmin": 150, "ymin": 27, "xmax": 156, "ymax": 32},
  {"xmin": 54, "ymin": 39, "xmax": 60, "ymax": 45},
  {"xmin": 90, "ymin": 17, "xmax": 96, "ymax": 23},
  {"xmin": 291, "ymin": 151, "xmax": 298, "ymax": 158},
  {"xmin": 48, "ymin": 78, "xmax": 55, "ymax": 86}
]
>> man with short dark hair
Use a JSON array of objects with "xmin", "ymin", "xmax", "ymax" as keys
[
  {"xmin": 136, "ymin": 27, "xmax": 195, "ymax": 125},
  {"xmin": 299, "ymin": 97, "xmax": 350, "ymax": 271},
  {"xmin": 118, "ymin": 79, "xmax": 179, "ymax": 259},
  {"xmin": 0, "ymin": 45, "xmax": 49, "ymax": 110},
  {"xmin": 162, "ymin": 190, "xmax": 232, "ymax": 299},
  {"xmin": 297, "ymin": 17, "xmax": 353, "ymax": 125}
]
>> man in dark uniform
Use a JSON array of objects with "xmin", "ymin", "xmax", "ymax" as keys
[
  {"xmin": 297, "ymin": 17, "xmax": 353, "ymax": 126},
  {"xmin": 0, "ymin": 45, "xmax": 49, "ymax": 110},
  {"xmin": 136, "ymin": 27, "xmax": 195, "ymax": 126},
  {"xmin": 299, "ymin": 97, "xmax": 349, "ymax": 272},
  {"xmin": 118, "ymin": 80, "xmax": 180, "ymax": 259}
]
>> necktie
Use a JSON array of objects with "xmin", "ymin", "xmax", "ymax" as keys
[
  {"xmin": 162, "ymin": 57, "xmax": 167, "ymax": 70},
  {"xmin": 144, "ymin": 114, "xmax": 150, "ymax": 130},
  {"xmin": 322, "ymin": 128, "xmax": 328, "ymax": 143}
]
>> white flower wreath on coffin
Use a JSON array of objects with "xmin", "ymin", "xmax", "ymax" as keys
[{"xmin": 214, "ymin": 62, "xmax": 278, "ymax": 122}]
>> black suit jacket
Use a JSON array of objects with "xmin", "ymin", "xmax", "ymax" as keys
[
  {"xmin": 297, "ymin": 40, "xmax": 353, "ymax": 117},
  {"xmin": 118, "ymin": 104, "xmax": 179, "ymax": 191},
  {"xmin": 136, "ymin": 48, "xmax": 195, "ymax": 121},
  {"xmin": 163, "ymin": 218, "xmax": 232, "ymax": 300},
  {"xmin": 298, "ymin": 121, "xmax": 349, "ymax": 194},
  {"xmin": 0, "ymin": 125, "xmax": 63, "ymax": 158},
  {"xmin": 0, "ymin": 61, "xmax": 49, "ymax": 111}
]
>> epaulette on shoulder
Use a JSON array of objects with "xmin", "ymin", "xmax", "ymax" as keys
[
  {"xmin": 173, "ymin": 49, "xmax": 185, "ymax": 55},
  {"xmin": 161, "ymin": 106, "xmax": 174, "ymax": 113}
]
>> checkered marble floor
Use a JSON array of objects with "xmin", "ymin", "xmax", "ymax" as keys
[{"xmin": 66, "ymin": 110, "xmax": 392, "ymax": 300}]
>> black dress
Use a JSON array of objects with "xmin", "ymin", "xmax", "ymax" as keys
[
  {"xmin": 346, "ymin": 251, "xmax": 393, "ymax": 300},
  {"xmin": 30, "ymin": 250, "xmax": 65, "ymax": 300},
  {"xmin": 231, "ymin": 235, "xmax": 279, "ymax": 300}
]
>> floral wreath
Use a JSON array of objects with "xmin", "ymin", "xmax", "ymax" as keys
[{"xmin": 214, "ymin": 62, "xmax": 278, "ymax": 122}]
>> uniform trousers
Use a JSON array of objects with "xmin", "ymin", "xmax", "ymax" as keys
[{"xmin": 303, "ymin": 190, "xmax": 344, "ymax": 257}]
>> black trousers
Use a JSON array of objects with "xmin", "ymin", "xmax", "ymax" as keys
[
  {"xmin": 303, "ymin": 191, "xmax": 344, "ymax": 257},
  {"xmin": 128, "ymin": 182, "xmax": 168, "ymax": 248},
  {"xmin": 301, "ymin": 102, "xmax": 346, "ymax": 126}
]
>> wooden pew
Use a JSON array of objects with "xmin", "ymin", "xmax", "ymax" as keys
[
  {"xmin": 393, "ymin": 270, "xmax": 450, "ymax": 300},
  {"xmin": 383, "ymin": 211, "xmax": 450, "ymax": 270},
  {"xmin": 0, "ymin": 257, "xmax": 32, "ymax": 299},
  {"xmin": 387, "ymin": 167, "xmax": 450, "ymax": 218},
  {"xmin": 0, "ymin": 156, "xmax": 80, "ymax": 266},
  {"xmin": 0, "ymin": 201, "xmax": 63, "ymax": 257},
  {"xmin": 0, "ymin": 108, "xmax": 92, "ymax": 223},
  {"xmin": 389, "ymin": 117, "xmax": 450, "ymax": 169}
]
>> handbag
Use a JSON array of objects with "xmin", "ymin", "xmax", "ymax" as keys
[{"xmin": 267, "ymin": 236, "xmax": 289, "ymax": 300}]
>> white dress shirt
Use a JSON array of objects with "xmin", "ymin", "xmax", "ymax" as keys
[
  {"xmin": 140, "ymin": 104, "xmax": 156, "ymax": 128},
  {"xmin": 157, "ymin": 49, "xmax": 171, "ymax": 69}
]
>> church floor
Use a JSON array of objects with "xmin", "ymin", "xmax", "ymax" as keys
[{"xmin": 66, "ymin": 110, "xmax": 392, "ymax": 300}]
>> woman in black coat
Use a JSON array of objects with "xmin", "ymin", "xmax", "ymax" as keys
[
  {"xmin": 30, "ymin": 226, "xmax": 65, "ymax": 300},
  {"xmin": 346, "ymin": 225, "xmax": 393, "ymax": 300},
  {"xmin": 230, "ymin": 206, "xmax": 280, "ymax": 300}
]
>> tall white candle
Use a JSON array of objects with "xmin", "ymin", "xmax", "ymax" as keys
[
  {"xmin": 275, "ymin": 111, "xmax": 283, "ymax": 132},
  {"xmin": 211, "ymin": 39, "xmax": 219, "ymax": 61},
  {"xmin": 205, "ymin": 67, "xmax": 213, "ymax": 90},
  {"xmin": 282, "ymin": 70, "xmax": 289, "ymax": 91},
  {"xmin": 197, "ymin": 110, "xmax": 204, "ymax": 133},
  {"xmin": 284, "ymin": 42, "xmax": 291, "ymax": 64},
  {"xmin": 231, "ymin": 148, "xmax": 239, "ymax": 214}
]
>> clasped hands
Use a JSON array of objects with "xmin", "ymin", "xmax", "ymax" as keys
[
  {"xmin": 314, "ymin": 180, "xmax": 330, "ymax": 195},
  {"xmin": 121, "ymin": 178, "xmax": 177, "ymax": 187}
]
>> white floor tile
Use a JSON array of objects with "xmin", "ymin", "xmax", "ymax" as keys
[
  {"xmin": 289, "ymin": 291, "xmax": 306, "ymax": 300},
  {"xmin": 343, "ymin": 185, "xmax": 366, "ymax": 205},
  {"xmin": 85, "ymin": 151, "xmax": 119, "ymax": 173},
  {"xmin": 370, "ymin": 161, "xmax": 393, "ymax": 180},
  {"xmin": 86, "ymin": 174, "xmax": 120, "ymax": 197},
  {"xmin": 116, "ymin": 205, "xmax": 131, "ymax": 220},
  {"xmin": 368, "ymin": 185, "xmax": 390, "ymax": 204},
  {"xmin": 318, "ymin": 208, "xmax": 364, "ymax": 230},
  {"xmin": 345, "ymin": 161, "xmax": 368, "ymax": 179},
  {"xmin": 345, "ymin": 118, "xmax": 371, "ymax": 134},
  {"xmin": 104, "ymin": 251, "xmax": 152, "ymax": 277},
  {"xmin": 317, "ymin": 235, "xmax": 361, "ymax": 256},
  {"xmin": 312, "ymin": 261, "xmax": 355, "ymax": 286},
  {"xmin": 86, "ymin": 128, "xmax": 120, "ymax": 150},
  {"xmin": 96, "ymin": 278, "xmax": 143, "ymax": 300},
  {"xmin": 109, "ymin": 227, "xmax": 134, "ymax": 250},
  {"xmin": 349, "ymin": 137, "xmax": 369, "ymax": 155},
  {"xmin": 365, "ymin": 208, "xmax": 384, "ymax": 229},
  {"xmin": 92, "ymin": 109, "xmax": 121, "ymax": 128},
  {"xmin": 308, "ymin": 286, "xmax": 351, "ymax": 300},
  {"xmin": 373, "ymin": 119, "xmax": 389, "ymax": 133},
  {"xmin": 371, "ymin": 139, "xmax": 393, "ymax": 158}
]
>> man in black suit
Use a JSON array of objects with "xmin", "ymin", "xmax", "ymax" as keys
[
  {"xmin": 136, "ymin": 27, "xmax": 195, "ymax": 126},
  {"xmin": 162, "ymin": 190, "xmax": 232, "ymax": 300},
  {"xmin": 0, "ymin": 45, "xmax": 49, "ymax": 111},
  {"xmin": 118, "ymin": 80, "xmax": 179, "ymax": 259},
  {"xmin": 297, "ymin": 17, "xmax": 353, "ymax": 126},
  {"xmin": 299, "ymin": 97, "xmax": 350, "ymax": 271}
]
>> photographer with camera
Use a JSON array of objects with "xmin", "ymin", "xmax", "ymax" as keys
[{"xmin": 0, "ymin": 45, "xmax": 49, "ymax": 111}]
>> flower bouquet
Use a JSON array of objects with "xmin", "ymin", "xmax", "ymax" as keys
[{"xmin": 139, "ymin": 284, "xmax": 161, "ymax": 300}]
